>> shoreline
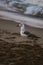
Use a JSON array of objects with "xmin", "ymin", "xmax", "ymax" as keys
[{"xmin": 0, "ymin": 11, "xmax": 43, "ymax": 28}]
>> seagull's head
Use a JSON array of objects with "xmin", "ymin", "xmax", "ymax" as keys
[
  {"xmin": 19, "ymin": 23, "xmax": 22, "ymax": 27},
  {"xmin": 19, "ymin": 23, "xmax": 25, "ymax": 27},
  {"xmin": 17, "ymin": 23, "xmax": 24, "ymax": 27}
]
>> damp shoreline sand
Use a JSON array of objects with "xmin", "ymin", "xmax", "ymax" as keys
[
  {"xmin": 0, "ymin": 18, "xmax": 43, "ymax": 65},
  {"xmin": 0, "ymin": 18, "xmax": 43, "ymax": 46}
]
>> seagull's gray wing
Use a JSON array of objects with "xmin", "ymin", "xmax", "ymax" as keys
[{"xmin": 24, "ymin": 31, "xmax": 30, "ymax": 35}]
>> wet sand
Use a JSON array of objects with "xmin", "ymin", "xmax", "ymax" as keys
[{"xmin": 0, "ymin": 19, "xmax": 43, "ymax": 65}]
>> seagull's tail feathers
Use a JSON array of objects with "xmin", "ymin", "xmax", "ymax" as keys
[{"xmin": 28, "ymin": 33, "xmax": 40, "ymax": 40}]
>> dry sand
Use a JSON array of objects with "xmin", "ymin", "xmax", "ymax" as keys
[{"xmin": 0, "ymin": 19, "xmax": 43, "ymax": 65}]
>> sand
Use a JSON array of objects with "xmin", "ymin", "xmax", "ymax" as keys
[{"xmin": 0, "ymin": 19, "xmax": 43, "ymax": 65}]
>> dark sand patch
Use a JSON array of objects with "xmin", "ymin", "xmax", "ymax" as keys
[{"xmin": 0, "ymin": 38, "xmax": 43, "ymax": 65}]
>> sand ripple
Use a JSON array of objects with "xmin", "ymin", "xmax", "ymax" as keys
[{"xmin": 0, "ymin": 29, "xmax": 43, "ymax": 65}]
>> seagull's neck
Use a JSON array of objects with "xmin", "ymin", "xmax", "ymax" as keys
[
  {"xmin": 19, "ymin": 24, "xmax": 28, "ymax": 37},
  {"xmin": 20, "ymin": 24, "xmax": 25, "ymax": 35}
]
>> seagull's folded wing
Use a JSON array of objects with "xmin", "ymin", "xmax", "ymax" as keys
[{"xmin": 24, "ymin": 31, "xmax": 30, "ymax": 35}]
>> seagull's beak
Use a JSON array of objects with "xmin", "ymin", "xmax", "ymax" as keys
[{"xmin": 16, "ymin": 24, "xmax": 19, "ymax": 27}]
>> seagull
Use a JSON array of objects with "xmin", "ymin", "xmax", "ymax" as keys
[
  {"xmin": 19, "ymin": 23, "xmax": 30, "ymax": 37},
  {"xmin": 19, "ymin": 23, "xmax": 40, "ymax": 40}
]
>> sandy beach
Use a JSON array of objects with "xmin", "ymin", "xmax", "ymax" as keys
[{"xmin": 0, "ymin": 18, "xmax": 43, "ymax": 65}]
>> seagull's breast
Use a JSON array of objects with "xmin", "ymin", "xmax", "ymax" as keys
[
  {"xmin": 20, "ymin": 32, "xmax": 28, "ymax": 37},
  {"xmin": 20, "ymin": 24, "xmax": 28, "ymax": 37}
]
